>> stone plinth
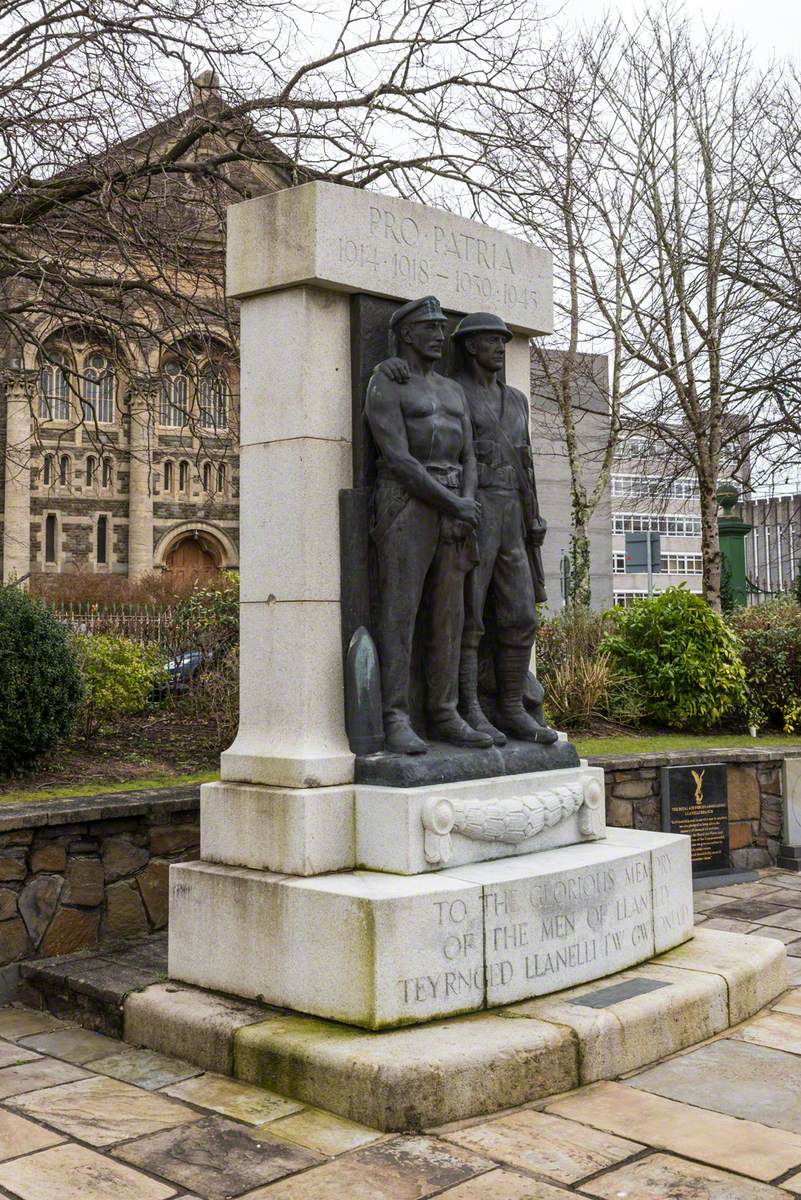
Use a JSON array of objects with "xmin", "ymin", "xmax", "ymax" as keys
[{"xmin": 169, "ymin": 830, "xmax": 693, "ymax": 1030}]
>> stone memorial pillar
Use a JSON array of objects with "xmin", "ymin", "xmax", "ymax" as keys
[{"xmin": 170, "ymin": 182, "xmax": 694, "ymax": 1036}]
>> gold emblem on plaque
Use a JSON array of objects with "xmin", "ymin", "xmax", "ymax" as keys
[{"xmin": 691, "ymin": 768, "xmax": 705, "ymax": 804}]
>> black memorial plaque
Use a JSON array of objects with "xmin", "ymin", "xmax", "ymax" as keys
[{"xmin": 661, "ymin": 763, "xmax": 729, "ymax": 873}]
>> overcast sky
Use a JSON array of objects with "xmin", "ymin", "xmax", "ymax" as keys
[{"xmin": 559, "ymin": 0, "xmax": 800, "ymax": 63}]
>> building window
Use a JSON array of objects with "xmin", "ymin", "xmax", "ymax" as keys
[
  {"xmin": 199, "ymin": 370, "xmax": 228, "ymax": 430},
  {"xmin": 86, "ymin": 456, "xmax": 96, "ymax": 485},
  {"xmin": 613, "ymin": 512, "xmax": 703, "ymax": 537},
  {"xmin": 217, "ymin": 463, "xmax": 226, "ymax": 493},
  {"xmin": 42, "ymin": 455, "xmax": 54, "ymax": 486},
  {"xmin": 163, "ymin": 460, "xmax": 174, "ymax": 493},
  {"xmin": 202, "ymin": 461, "xmax": 212, "ymax": 491},
  {"xmin": 82, "ymin": 353, "xmax": 115, "ymax": 424},
  {"xmin": 44, "ymin": 514, "xmax": 57, "ymax": 563},
  {"xmin": 612, "ymin": 474, "xmax": 699, "ymax": 500},
  {"xmin": 613, "ymin": 551, "xmax": 704, "ymax": 575},
  {"xmin": 102, "ymin": 458, "xmax": 113, "ymax": 488},
  {"xmin": 39, "ymin": 357, "xmax": 69, "ymax": 421},
  {"xmin": 59, "ymin": 454, "xmax": 71, "ymax": 485},
  {"xmin": 160, "ymin": 360, "xmax": 188, "ymax": 427},
  {"xmin": 96, "ymin": 515, "xmax": 108, "ymax": 564},
  {"xmin": 179, "ymin": 460, "xmax": 189, "ymax": 493}
]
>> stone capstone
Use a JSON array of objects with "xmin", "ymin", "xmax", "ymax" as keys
[
  {"xmin": 18, "ymin": 875, "xmax": 63, "ymax": 946},
  {"xmin": 40, "ymin": 907, "xmax": 100, "ymax": 957}
]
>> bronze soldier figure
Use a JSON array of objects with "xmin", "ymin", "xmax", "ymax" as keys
[
  {"xmin": 364, "ymin": 296, "xmax": 494, "ymax": 756},
  {"xmin": 449, "ymin": 312, "xmax": 556, "ymax": 745}
]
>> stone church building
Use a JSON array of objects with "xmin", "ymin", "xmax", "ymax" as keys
[{"xmin": 0, "ymin": 75, "xmax": 297, "ymax": 590}]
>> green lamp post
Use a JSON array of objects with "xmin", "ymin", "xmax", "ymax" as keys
[{"xmin": 718, "ymin": 482, "xmax": 752, "ymax": 608}]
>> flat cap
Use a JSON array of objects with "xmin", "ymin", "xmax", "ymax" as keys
[
  {"xmin": 452, "ymin": 312, "xmax": 512, "ymax": 341},
  {"xmin": 389, "ymin": 295, "xmax": 447, "ymax": 329}
]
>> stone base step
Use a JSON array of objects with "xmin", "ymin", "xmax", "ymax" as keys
[
  {"xmin": 129, "ymin": 927, "xmax": 786, "ymax": 1131},
  {"xmin": 18, "ymin": 933, "xmax": 168, "ymax": 1037}
]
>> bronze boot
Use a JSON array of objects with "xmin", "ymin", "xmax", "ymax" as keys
[
  {"xmin": 459, "ymin": 647, "xmax": 506, "ymax": 746},
  {"xmin": 495, "ymin": 646, "xmax": 558, "ymax": 744}
]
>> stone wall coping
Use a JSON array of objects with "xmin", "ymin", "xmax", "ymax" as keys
[
  {"xmin": 0, "ymin": 784, "xmax": 200, "ymax": 833},
  {"xmin": 587, "ymin": 745, "xmax": 801, "ymax": 771}
]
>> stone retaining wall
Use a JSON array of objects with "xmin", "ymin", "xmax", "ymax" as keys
[
  {"xmin": 0, "ymin": 786, "xmax": 199, "ymax": 989},
  {"xmin": 593, "ymin": 747, "xmax": 799, "ymax": 870}
]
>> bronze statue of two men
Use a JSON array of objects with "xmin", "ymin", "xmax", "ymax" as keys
[{"xmin": 365, "ymin": 295, "xmax": 557, "ymax": 757}]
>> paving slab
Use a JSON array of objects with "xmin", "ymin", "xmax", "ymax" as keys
[
  {"xmin": 702, "ymin": 916, "xmax": 761, "ymax": 934},
  {"xmin": 711, "ymin": 901, "xmax": 788, "ymax": 922},
  {"xmin": 162, "ymin": 1071, "xmax": 303, "ymax": 1124},
  {"xmin": 17, "ymin": 1027, "xmax": 122, "ymax": 1064},
  {"xmin": 89, "ymin": 1047, "xmax": 202, "ymax": 1090},
  {"xmin": 0, "ymin": 1009, "xmax": 72, "ymax": 1042},
  {"xmin": 0, "ymin": 1056, "xmax": 89, "ymax": 1099},
  {"xmin": 759, "ymin": 910, "xmax": 801, "ymax": 932},
  {"xmin": 7, "ymin": 1073, "xmax": 201, "ymax": 1145},
  {"xmin": 753, "ymin": 926, "xmax": 801, "ymax": 945},
  {"xmin": 546, "ymin": 1080, "xmax": 801, "ymax": 1181},
  {"xmin": 774, "ymin": 990, "xmax": 801, "ymax": 1017},
  {"xmin": 431, "ymin": 1173, "xmax": 574, "ymax": 1199},
  {"xmin": 0, "ymin": 1141, "xmax": 175, "ymax": 1200},
  {"xmin": 0, "ymin": 1040, "xmax": 40, "ymax": 1069},
  {"xmin": 0, "ymin": 1109, "xmax": 63, "ymax": 1162},
  {"xmin": 730, "ymin": 1010, "xmax": 801, "ymax": 1056},
  {"xmin": 113, "ymin": 1113, "xmax": 321, "ymax": 1199},
  {"xmin": 266, "ymin": 1107, "xmax": 383, "ymax": 1155},
  {"xmin": 238, "ymin": 1135, "xmax": 491, "ymax": 1199},
  {"xmin": 234, "ymin": 1010, "xmax": 576, "ymax": 1132},
  {"xmin": 442, "ymin": 1108, "xmax": 642, "ymax": 1185},
  {"xmin": 580, "ymin": 1151, "xmax": 793, "ymax": 1198},
  {"xmin": 625, "ymin": 1037, "xmax": 801, "ymax": 1133}
]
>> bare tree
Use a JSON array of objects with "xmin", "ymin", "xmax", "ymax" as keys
[
  {"xmin": 1, "ymin": 0, "xmax": 544, "ymax": 448},
  {"xmin": 480, "ymin": 8, "xmax": 788, "ymax": 609}
]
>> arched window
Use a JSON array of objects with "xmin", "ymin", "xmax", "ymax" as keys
[
  {"xmin": 202, "ymin": 462, "xmax": 212, "ymax": 491},
  {"xmin": 96, "ymin": 515, "xmax": 108, "ymax": 564},
  {"xmin": 42, "ymin": 455, "xmax": 54, "ymax": 486},
  {"xmin": 102, "ymin": 458, "xmax": 113, "ymax": 488},
  {"xmin": 44, "ymin": 514, "xmax": 57, "ymax": 563},
  {"xmin": 160, "ymin": 360, "xmax": 187, "ymax": 427},
  {"xmin": 86, "ymin": 456, "xmax": 96, "ymax": 485},
  {"xmin": 164, "ymin": 460, "xmax": 174, "ymax": 493},
  {"xmin": 179, "ymin": 460, "xmax": 189, "ymax": 493},
  {"xmin": 59, "ymin": 454, "xmax": 71, "ymax": 485},
  {"xmin": 199, "ymin": 370, "xmax": 228, "ymax": 430},
  {"xmin": 217, "ymin": 463, "xmax": 226, "ymax": 493},
  {"xmin": 39, "ymin": 356, "xmax": 69, "ymax": 421},
  {"xmin": 82, "ymin": 353, "xmax": 115, "ymax": 424}
]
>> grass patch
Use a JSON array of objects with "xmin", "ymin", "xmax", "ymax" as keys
[
  {"xmin": 0, "ymin": 769, "xmax": 218, "ymax": 806},
  {"xmin": 574, "ymin": 732, "xmax": 801, "ymax": 758}
]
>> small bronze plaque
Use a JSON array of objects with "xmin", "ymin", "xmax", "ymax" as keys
[{"xmin": 662, "ymin": 763, "xmax": 729, "ymax": 873}]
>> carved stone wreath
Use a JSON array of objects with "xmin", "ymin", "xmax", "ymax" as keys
[{"xmin": 421, "ymin": 776, "xmax": 605, "ymax": 865}]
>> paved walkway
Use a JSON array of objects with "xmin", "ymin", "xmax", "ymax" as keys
[{"xmin": 3, "ymin": 870, "xmax": 801, "ymax": 1198}]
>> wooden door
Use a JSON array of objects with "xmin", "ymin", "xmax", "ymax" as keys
[{"xmin": 166, "ymin": 537, "xmax": 218, "ymax": 587}]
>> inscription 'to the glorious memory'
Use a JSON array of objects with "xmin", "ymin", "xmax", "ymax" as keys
[{"xmin": 227, "ymin": 180, "xmax": 554, "ymax": 336}]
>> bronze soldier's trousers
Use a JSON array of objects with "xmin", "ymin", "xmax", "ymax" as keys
[
  {"xmin": 373, "ymin": 480, "xmax": 468, "ymax": 732},
  {"xmin": 463, "ymin": 487, "xmax": 538, "ymax": 653}
]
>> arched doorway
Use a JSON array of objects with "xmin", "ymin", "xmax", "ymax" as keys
[{"xmin": 165, "ymin": 536, "xmax": 219, "ymax": 588}]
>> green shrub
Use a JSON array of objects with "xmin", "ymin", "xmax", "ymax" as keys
[
  {"xmin": 168, "ymin": 571, "xmax": 239, "ymax": 658},
  {"xmin": 601, "ymin": 587, "xmax": 747, "ymax": 729},
  {"xmin": 728, "ymin": 598, "xmax": 801, "ymax": 731},
  {"xmin": 536, "ymin": 607, "xmax": 644, "ymax": 731},
  {"xmin": 75, "ymin": 634, "xmax": 165, "ymax": 736},
  {"xmin": 0, "ymin": 585, "xmax": 83, "ymax": 774}
]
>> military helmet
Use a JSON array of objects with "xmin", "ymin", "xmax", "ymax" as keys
[{"xmin": 451, "ymin": 312, "xmax": 512, "ymax": 342}]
